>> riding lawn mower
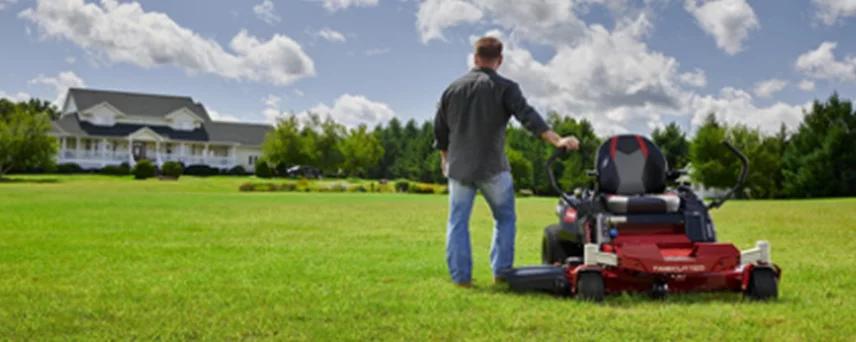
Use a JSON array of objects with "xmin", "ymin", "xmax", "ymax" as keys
[{"xmin": 500, "ymin": 134, "xmax": 781, "ymax": 302}]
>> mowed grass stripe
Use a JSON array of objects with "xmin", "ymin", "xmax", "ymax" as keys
[{"xmin": 1, "ymin": 176, "xmax": 855, "ymax": 340}]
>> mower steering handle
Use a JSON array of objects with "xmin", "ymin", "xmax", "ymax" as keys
[
  {"xmin": 545, "ymin": 147, "xmax": 574, "ymax": 204},
  {"xmin": 707, "ymin": 140, "xmax": 750, "ymax": 209}
]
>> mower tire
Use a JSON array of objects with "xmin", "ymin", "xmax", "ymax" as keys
[
  {"xmin": 542, "ymin": 224, "xmax": 569, "ymax": 265},
  {"xmin": 745, "ymin": 267, "xmax": 778, "ymax": 301},
  {"xmin": 576, "ymin": 270, "xmax": 605, "ymax": 302}
]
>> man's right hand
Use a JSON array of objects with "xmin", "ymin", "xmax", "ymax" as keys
[{"xmin": 555, "ymin": 136, "xmax": 580, "ymax": 151}]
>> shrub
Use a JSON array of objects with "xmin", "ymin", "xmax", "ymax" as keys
[
  {"xmin": 279, "ymin": 183, "xmax": 297, "ymax": 192},
  {"xmin": 100, "ymin": 164, "xmax": 129, "ymax": 175},
  {"xmin": 408, "ymin": 183, "xmax": 436, "ymax": 194},
  {"xmin": 161, "ymin": 161, "xmax": 182, "ymax": 178},
  {"xmin": 56, "ymin": 163, "xmax": 82, "ymax": 174},
  {"xmin": 229, "ymin": 165, "xmax": 247, "ymax": 175},
  {"xmin": 255, "ymin": 159, "xmax": 272, "ymax": 178},
  {"xmin": 296, "ymin": 177, "xmax": 310, "ymax": 191},
  {"xmin": 395, "ymin": 180, "xmax": 410, "ymax": 193},
  {"xmin": 347, "ymin": 184, "xmax": 367, "ymax": 192},
  {"xmin": 239, "ymin": 182, "xmax": 255, "ymax": 192},
  {"xmin": 132, "ymin": 160, "xmax": 156, "ymax": 180},
  {"xmin": 183, "ymin": 164, "xmax": 218, "ymax": 176}
]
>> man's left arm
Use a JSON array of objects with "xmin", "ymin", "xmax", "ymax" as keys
[{"xmin": 432, "ymin": 97, "xmax": 450, "ymax": 175}]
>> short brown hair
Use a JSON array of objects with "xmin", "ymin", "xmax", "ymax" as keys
[{"xmin": 475, "ymin": 36, "xmax": 503, "ymax": 61}]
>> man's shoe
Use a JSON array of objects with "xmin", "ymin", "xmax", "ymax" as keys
[{"xmin": 455, "ymin": 281, "xmax": 473, "ymax": 288}]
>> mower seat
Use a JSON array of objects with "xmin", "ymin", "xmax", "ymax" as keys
[
  {"xmin": 594, "ymin": 134, "xmax": 680, "ymax": 214},
  {"xmin": 605, "ymin": 193, "xmax": 681, "ymax": 213}
]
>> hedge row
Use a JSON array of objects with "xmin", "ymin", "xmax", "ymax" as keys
[
  {"xmin": 239, "ymin": 179, "xmax": 448, "ymax": 194},
  {"xmin": 53, "ymin": 162, "xmax": 249, "ymax": 177}
]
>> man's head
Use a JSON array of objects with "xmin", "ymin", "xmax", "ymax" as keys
[{"xmin": 473, "ymin": 36, "xmax": 503, "ymax": 70}]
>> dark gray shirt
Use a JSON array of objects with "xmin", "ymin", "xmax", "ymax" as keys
[{"xmin": 433, "ymin": 67, "xmax": 552, "ymax": 183}]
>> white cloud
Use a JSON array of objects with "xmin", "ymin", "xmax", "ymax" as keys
[
  {"xmin": 688, "ymin": 87, "xmax": 810, "ymax": 134},
  {"xmin": 0, "ymin": 90, "xmax": 30, "ymax": 102},
  {"xmin": 422, "ymin": 1, "xmax": 806, "ymax": 135},
  {"xmin": 310, "ymin": 28, "xmax": 347, "ymax": 42},
  {"xmin": 684, "ymin": 0, "xmax": 760, "ymax": 55},
  {"xmin": 294, "ymin": 89, "xmax": 305, "ymax": 97},
  {"xmin": 811, "ymin": 0, "xmax": 856, "ymax": 26},
  {"xmin": 0, "ymin": 0, "xmax": 18, "ymax": 11},
  {"xmin": 798, "ymin": 79, "xmax": 816, "ymax": 91},
  {"xmin": 416, "ymin": 0, "xmax": 484, "ymax": 43},
  {"xmin": 291, "ymin": 94, "xmax": 396, "ymax": 128},
  {"xmin": 794, "ymin": 41, "xmax": 856, "ymax": 82},
  {"xmin": 208, "ymin": 110, "xmax": 241, "ymax": 122},
  {"xmin": 19, "ymin": 0, "xmax": 315, "ymax": 86},
  {"xmin": 253, "ymin": 0, "xmax": 281, "ymax": 24},
  {"xmin": 309, "ymin": 0, "xmax": 379, "ymax": 12},
  {"xmin": 679, "ymin": 68, "xmax": 707, "ymax": 87},
  {"xmin": 28, "ymin": 71, "xmax": 86, "ymax": 105},
  {"xmin": 752, "ymin": 78, "xmax": 788, "ymax": 98},
  {"xmin": 65, "ymin": 56, "xmax": 76, "ymax": 64}
]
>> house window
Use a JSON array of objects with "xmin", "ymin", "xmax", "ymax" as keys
[{"xmin": 248, "ymin": 155, "xmax": 258, "ymax": 165}]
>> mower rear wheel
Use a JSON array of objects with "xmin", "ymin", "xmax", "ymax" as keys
[
  {"xmin": 576, "ymin": 271, "xmax": 605, "ymax": 302},
  {"xmin": 542, "ymin": 224, "xmax": 569, "ymax": 265},
  {"xmin": 745, "ymin": 267, "xmax": 778, "ymax": 301}
]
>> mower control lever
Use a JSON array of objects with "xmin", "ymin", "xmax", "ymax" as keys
[
  {"xmin": 546, "ymin": 147, "xmax": 575, "ymax": 204},
  {"xmin": 707, "ymin": 140, "xmax": 750, "ymax": 210}
]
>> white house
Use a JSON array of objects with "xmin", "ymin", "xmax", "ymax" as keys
[{"xmin": 48, "ymin": 88, "xmax": 272, "ymax": 172}]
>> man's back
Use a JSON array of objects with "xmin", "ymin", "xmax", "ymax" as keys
[{"xmin": 434, "ymin": 67, "xmax": 550, "ymax": 183}]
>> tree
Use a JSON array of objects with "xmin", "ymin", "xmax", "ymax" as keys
[
  {"xmin": 340, "ymin": 124, "xmax": 384, "ymax": 178},
  {"xmin": 0, "ymin": 105, "xmax": 58, "ymax": 178},
  {"xmin": 689, "ymin": 113, "xmax": 739, "ymax": 190},
  {"xmin": 260, "ymin": 114, "xmax": 316, "ymax": 173},
  {"xmin": 781, "ymin": 93, "xmax": 856, "ymax": 198},
  {"xmin": 505, "ymin": 146, "xmax": 534, "ymax": 190},
  {"xmin": 316, "ymin": 115, "xmax": 346, "ymax": 175},
  {"xmin": 651, "ymin": 122, "xmax": 690, "ymax": 170}
]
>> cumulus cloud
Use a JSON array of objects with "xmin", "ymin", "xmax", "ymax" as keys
[
  {"xmin": 19, "ymin": 0, "xmax": 315, "ymax": 86},
  {"xmin": 811, "ymin": 0, "xmax": 856, "ymax": 26},
  {"xmin": 0, "ymin": 90, "xmax": 30, "ymax": 102},
  {"xmin": 253, "ymin": 0, "xmax": 281, "ymax": 24},
  {"xmin": 752, "ymin": 78, "xmax": 788, "ymax": 98},
  {"xmin": 798, "ymin": 79, "xmax": 816, "ymax": 91},
  {"xmin": 0, "ymin": 0, "xmax": 18, "ymax": 11},
  {"xmin": 310, "ymin": 28, "xmax": 347, "ymax": 42},
  {"xmin": 207, "ymin": 110, "xmax": 242, "ymax": 122},
  {"xmin": 28, "ymin": 71, "xmax": 86, "ymax": 106},
  {"xmin": 286, "ymin": 94, "xmax": 396, "ymax": 128},
  {"xmin": 684, "ymin": 0, "xmax": 760, "ymax": 55},
  {"xmin": 795, "ymin": 41, "xmax": 856, "ymax": 82},
  {"xmin": 421, "ymin": 0, "xmax": 806, "ymax": 134},
  {"xmin": 309, "ymin": 0, "xmax": 379, "ymax": 12}
]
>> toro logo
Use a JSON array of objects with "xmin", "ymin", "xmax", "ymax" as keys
[
  {"xmin": 563, "ymin": 208, "xmax": 577, "ymax": 223},
  {"xmin": 652, "ymin": 264, "xmax": 706, "ymax": 273}
]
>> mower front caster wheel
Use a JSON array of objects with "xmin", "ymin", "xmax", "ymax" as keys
[
  {"xmin": 745, "ymin": 267, "xmax": 778, "ymax": 301},
  {"xmin": 576, "ymin": 271, "xmax": 605, "ymax": 302}
]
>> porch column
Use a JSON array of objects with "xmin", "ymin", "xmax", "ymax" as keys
[
  {"xmin": 102, "ymin": 138, "xmax": 109, "ymax": 163},
  {"xmin": 181, "ymin": 143, "xmax": 187, "ymax": 162},
  {"xmin": 128, "ymin": 138, "xmax": 134, "ymax": 165},
  {"xmin": 230, "ymin": 145, "xmax": 237, "ymax": 167},
  {"xmin": 203, "ymin": 144, "xmax": 209, "ymax": 164},
  {"xmin": 155, "ymin": 140, "xmax": 162, "ymax": 165},
  {"xmin": 76, "ymin": 136, "xmax": 82, "ymax": 161},
  {"xmin": 60, "ymin": 137, "xmax": 66, "ymax": 159}
]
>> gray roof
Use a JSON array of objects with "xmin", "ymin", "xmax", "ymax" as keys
[
  {"xmin": 68, "ymin": 88, "xmax": 212, "ymax": 121},
  {"xmin": 53, "ymin": 88, "xmax": 273, "ymax": 146}
]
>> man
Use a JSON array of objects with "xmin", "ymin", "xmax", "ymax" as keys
[{"xmin": 433, "ymin": 36, "xmax": 579, "ymax": 288}]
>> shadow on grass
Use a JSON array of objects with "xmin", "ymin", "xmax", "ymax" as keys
[
  {"xmin": 0, "ymin": 177, "xmax": 61, "ymax": 184},
  {"xmin": 476, "ymin": 284, "xmax": 790, "ymax": 307}
]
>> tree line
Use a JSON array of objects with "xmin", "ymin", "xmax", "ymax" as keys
[
  {"xmin": 2, "ymin": 93, "xmax": 854, "ymax": 200},
  {"xmin": 259, "ymin": 92, "xmax": 855, "ymax": 199}
]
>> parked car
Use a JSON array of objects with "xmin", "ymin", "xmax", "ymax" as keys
[{"xmin": 286, "ymin": 165, "xmax": 323, "ymax": 179}]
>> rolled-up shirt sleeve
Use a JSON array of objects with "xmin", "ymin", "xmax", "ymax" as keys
[
  {"xmin": 433, "ymin": 98, "xmax": 449, "ymax": 150},
  {"xmin": 503, "ymin": 82, "xmax": 551, "ymax": 136}
]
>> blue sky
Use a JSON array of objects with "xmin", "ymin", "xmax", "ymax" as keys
[{"xmin": 1, "ymin": 0, "xmax": 855, "ymax": 135}]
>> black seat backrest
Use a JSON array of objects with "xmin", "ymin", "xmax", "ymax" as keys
[{"xmin": 595, "ymin": 134, "xmax": 668, "ymax": 195}]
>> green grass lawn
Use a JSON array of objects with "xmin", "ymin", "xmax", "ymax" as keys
[{"xmin": 1, "ymin": 175, "xmax": 855, "ymax": 341}]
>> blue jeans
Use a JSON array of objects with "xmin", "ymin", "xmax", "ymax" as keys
[{"xmin": 446, "ymin": 171, "xmax": 516, "ymax": 284}]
